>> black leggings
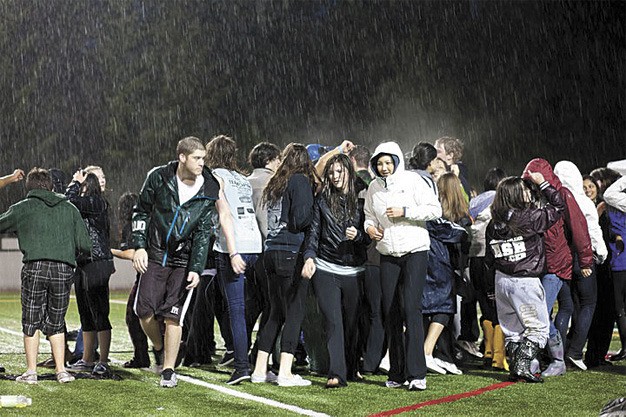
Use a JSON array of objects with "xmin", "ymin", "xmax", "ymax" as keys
[
  {"xmin": 256, "ymin": 251, "xmax": 309, "ymax": 355},
  {"xmin": 614, "ymin": 270, "xmax": 626, "ymax": 317}
]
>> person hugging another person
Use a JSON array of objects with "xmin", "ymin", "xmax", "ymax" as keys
[
  {"xmin": 364, "ymin": 141, "xmax": 442, "ymax": 391},
  {"xmin": 486, "ymin": 171, "xmax": 565, "ymax": 383}
]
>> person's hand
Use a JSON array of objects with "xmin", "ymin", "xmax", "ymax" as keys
[
  {"xmin": 525, "ymin": 170, "xmax": 545, "ymax": 185},
  {"xmin": 339, "ymin": 140, "xmax": 355, "ymax": 154},
  {"xmin": 597, "ymin": 201, "xmax": 606, "ymax": 217},
  {"xmin": 385, "ymin": 207, "xmax": 404, "ymax": 218},
  {"xmin": 345, "ymin": 226, "xmax": 358, "ymax": 240},
  {"xmin": 450, "ymin": 164, "xmax": 460, "ymax": 177},
  {"xmin": 301, "ymin": 258, "xmax": 316, "ymax": 279},
  {"xmin": 132, "ymin": 248, "xmax": 148, "ymax": 274},
  {"xmin": 230, "ymin": 253, "xmax": 246, "ymax": 275},
  {"xmin": 10, "ymin": 169, "xmax": 24, "ymax": 183},
  {"xmin": 366, "ymin": 225, "xmax": 384, "ymax": 241},
  {"xmin": 72, "ymin": 169, "xmax": 86, "ymax": 183},
  {"xmin": 581, "ymin": 268, "xmax": 592, "ymax": 278},
  {"xmin": 186, "ymin": 271, "xmax": 200, "ymax": 289},
  {"xmin": 617, "ymin": 235, "xmax": 624, "ymax": 254}
]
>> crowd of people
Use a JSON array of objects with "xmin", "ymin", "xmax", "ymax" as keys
[{"xmin": 0, "ymin": 134, "xmax": 624, "ymax": 391}]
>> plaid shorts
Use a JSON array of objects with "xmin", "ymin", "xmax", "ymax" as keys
[{"xmin": 21, "ymin": 261, "xmax": 74, "ymax": 337}]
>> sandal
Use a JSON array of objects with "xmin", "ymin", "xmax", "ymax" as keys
[
  {"xmin": 56, "ymin": 371, "xmax": 75, "ymax": 383},
  {"xmin": 16, "ymin": 371, "xmax": 38, "ymax": 384}
]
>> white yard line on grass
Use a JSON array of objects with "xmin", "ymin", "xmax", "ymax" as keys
[
  {"xmin": 176, "ymin": 374, "xmax": 331, "ymax": 417},
  {"xmin": 0, "ymin": 323, "xmax": 329, "ymax": 417}
]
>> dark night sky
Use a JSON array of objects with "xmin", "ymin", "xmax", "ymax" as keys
[{"xmin": 0, "ymin": 0, "xmax": 624, "ymax": 211}]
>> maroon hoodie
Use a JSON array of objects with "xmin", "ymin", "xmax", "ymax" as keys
[{"xmin": 522, "ymin": 158, "xmax": 593, "ymax": 280}]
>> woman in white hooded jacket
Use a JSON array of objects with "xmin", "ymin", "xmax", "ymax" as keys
[
  {"xmin": 364, "ymin": 141, "xmax": 442, "ymax": 391},
  {"xmin": 553, "ymin": 160, "xmax": 608, "ymax": 369}
]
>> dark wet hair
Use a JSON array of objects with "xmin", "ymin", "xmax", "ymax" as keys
[
  {"xmin": 118, "ymin": 192, "xmax": 138, "ymax": 224},
  {"xmin": 483, "ymin": 168, "xmax": 507, "ymax": 192},
  {"xmin": 205, "ymin": 134, "xmax": 240, "ymax": 172},
  {"xmin": 408, "ymin": 142, "xmax": 437, "ymax": 170},
  {"xmin": 48, "ymin": 168, "xmax": 67, "ymax": 193},
  {"xmin": 248, "ymin": 142, "xmax": 281, "ymax": 169},
  {"xmin": 25, "ymin": 168, "xmax": 52, "ymax": 192},
  {"xmin": 590, "ymin": 167, "xmax": 621, "ymax": 196},
  {"xmin": 491, "ymin": 176, "xmax": 529, "ymax": 234},
  {"xmin": 321, "ymin": 154, "xmax": 357, "ymax": 222},
  {"xmin": 81, "ymin": 173, "xmax": 102, "ymax": 196},
  {"xmin": 263, "ymin": 143, "xmax": 318, "ymax": 206}
]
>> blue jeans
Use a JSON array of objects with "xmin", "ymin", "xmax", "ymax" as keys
[
  {"xmin": 541, "ymin": 273, "xmax": 564, "ymax": 338},
  {"xmin": 216, "ymin": 253, "xmax": 258, "ymax": 373}
]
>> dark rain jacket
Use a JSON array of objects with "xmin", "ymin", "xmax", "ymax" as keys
[
  {"xmin": 131, "ymin": 161, "xmax": 220, "ymax": 274},
  {"xmin": 523, "ymin": 158, "xmax": 593, "ymax": 279},
  {"xmin": 66, "ymin": 181, "xmax": 113, "ymax": 264},
  {"xmin": 423, "ymin": 218, "xmax": 468, "ymax": 315},
  {"xmin": 303, "ymin": 191, "xmax": 370, "ymax": 267},
  {"xmin": 486, "ymin": 182, "xmax": 565, "ymax": 277}
]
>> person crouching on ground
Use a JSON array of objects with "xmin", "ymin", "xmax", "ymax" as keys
[
  {"xmin": 0, "ymin": 168, "xmax": 92, "ymax": 384},
  {"xmin": 485, "ymin": 172, "xmax": 565, "ymax": 383}
]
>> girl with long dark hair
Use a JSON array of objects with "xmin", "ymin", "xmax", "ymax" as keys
[
  {"xmin": 301, "ymin": 154, "xmax": 369, "ymax": 388},
  {"xmin": 251, "ymin": 143, "xmax": 317, "ymax": 387}
]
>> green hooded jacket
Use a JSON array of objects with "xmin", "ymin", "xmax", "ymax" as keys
[{"xmin": 0, "ymin": 189, "xmax": 92, "ymax": 266}]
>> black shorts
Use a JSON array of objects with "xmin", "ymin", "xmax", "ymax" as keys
[
  {"xmin": 134, "ymin": 261, "xmax": 193, "ymax": 323},
  {"xmin": 74, "ymin": 260, "xmax": 114, "ymax": 332}
]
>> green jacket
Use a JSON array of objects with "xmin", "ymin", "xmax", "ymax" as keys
[
  {"xmin": 0, "ymin": 189, "xmax": 92, "ymax": 266},
  {"xmin": 132, "ymin": 161, "xmax": 220, "ymax": 274}
]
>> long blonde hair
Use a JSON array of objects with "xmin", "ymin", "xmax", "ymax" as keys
[{"xmin": 437, "ymin": 172, "xmax": 469, "ymax": 223}]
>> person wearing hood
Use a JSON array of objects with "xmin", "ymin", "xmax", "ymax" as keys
[
  {"xmin": 0, "ymin": 168, "xmax": 92, "ymax": 384},
  {"xmin": 602, "ymin": 173, "xmax": 626, "ymax": 361},
  {"xmin": 522, "ymin": 158, "xmax": 593, "ymax": 377},
  {"xmin": 553, "ymin": 161, "xmax": 608, "ymax": 370},
  {"xmin": 364, "ymin": 141, "xmax": 442, "ymax": 391}
]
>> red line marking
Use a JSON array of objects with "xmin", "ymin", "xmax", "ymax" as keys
[{"xmin": 369, "ymin": 381, "xmax": 517, "ymax": 417}]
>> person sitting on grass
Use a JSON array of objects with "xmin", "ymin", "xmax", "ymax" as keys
[{"xmin": 0, "ymin": 168, "xmax": 91, "ymax": 384}]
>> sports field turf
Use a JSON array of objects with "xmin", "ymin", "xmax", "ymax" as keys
[{"xmin": 0, "ymin": 292, "xmax": 624, "ymax": 416}]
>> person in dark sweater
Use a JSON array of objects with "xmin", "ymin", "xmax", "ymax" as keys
[
  {"xmin": 0, "ymin": 168, "xmax": 91, "ymax": 384},
  {"xmin": 251, "ymin": 143, "xmax": 317, "ymax": 387},
  {"xmin": 486, "ymin": 172, "xmax": 565, "ymax": 383}
]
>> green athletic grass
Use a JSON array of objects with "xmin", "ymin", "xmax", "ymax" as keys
[{"xmin": 0, "ymin": 292, "xmax": 623, "ymax": 416}]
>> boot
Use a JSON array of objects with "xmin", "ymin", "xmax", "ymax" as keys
[
  {"xmin": 610, "ymin": 316, "xmax": 626, "ymax": 362},
  {"xmin": 542, "ymin": 333, "xmax": 566, "ymax": 376},
  {"xmin": 510, "ymin": 339, "xmax": 543, "ymax": 383},
  {"xmin": 482, "ymin": 320, "xmax": 494, "ymax": 368},
  {"xmin": 506, "ymin": 341, "xmax": 521, "ymax": 373},
  {"xmin": 492, "ymin": 325, "xmax": 509, "ymax": 371}
]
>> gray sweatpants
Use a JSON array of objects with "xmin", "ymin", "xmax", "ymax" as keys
[{"xmin": 495, "ymin": 271, "xmax": 549, "ymax": 348}]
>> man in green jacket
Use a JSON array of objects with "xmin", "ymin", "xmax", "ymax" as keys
[
  {"xmin": 0, "ymin": 168, "xmax": 92, "ymax": 384},
  {"xmin": 132, "ymin": 136, "xmax": 220, "ymax": 388}
]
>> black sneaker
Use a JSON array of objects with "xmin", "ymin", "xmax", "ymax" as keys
[
  {"xmin": 226, "ymin": 369, "xmax": 251, "ymax": 385},
  {"xmin": 160, "ymin": 368, "xmax": 177, "ymax": 388},
  {"xmin": 123, "ymin": 357, "xmax": 150, "ymax": 369},
  {"xmin": 218, "ymin": 351, "xmax": 235, "ymax": 367}
]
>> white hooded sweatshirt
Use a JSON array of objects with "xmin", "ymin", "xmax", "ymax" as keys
[
  {"xmin": 554, "ymin": 160, "xmax": 608, "ymax": 264},
  {"xmin": 364, "ymin": 141, "xmax": 442, "ymax": 257}
]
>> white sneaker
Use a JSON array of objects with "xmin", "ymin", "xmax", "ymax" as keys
[
  {"xmin": 251, "ymin": 371, "xmax": 278, "ymax": 383},
  {"xmin": 458, "ymin": 340, "xmax": 483, "ymax": 358},
  {"xmin": 385, "ymin": 380, "xmax": 404, "ymax": 388},
  {"xmin": 408, "ymin": 378, "xmax": 427, "ymax": 391},
  {"xmin": 567, "ymin": 356, "xmax": 587, "ymax": 371},
  {"xmin": 277, "ymin": 374, "xmax": 311, "ymax": 387},
  {"xmin": 425, "ymin": 355, "xmax": 447, "ymax": 374},
  {"xmin": 434, "ymin": 358, "xmax": 463, "ymax": 375}
]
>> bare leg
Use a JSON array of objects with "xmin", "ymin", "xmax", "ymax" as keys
[
  {"xmin": 23, "ymin": 332, "xmax": 40, "ymax": 373},
  {"xmin": 163, "ymin": 319, "xmax": 182, "ymax": 370},
  {"xmin": 49, "ymin": 332, "xmax": 68, "ymax": 373},
  {"xmin": 140, "ymin": 315, "xmax": 163, "ymax": 351},
  {"xmin": 278, "ymin": 352, "xmax": 294, "ymax": 378},
  {"xmin": 424, "ymin": 322, "xmax": 444, "ymax": 356},
  {"xmin": 252, "ymin": 350, "xmax": 269, "ymax": 378}
]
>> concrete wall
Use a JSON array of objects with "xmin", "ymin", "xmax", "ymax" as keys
[{"xmin": 0, "ymin": 237, "xmax": 135, "ymax": 291}]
